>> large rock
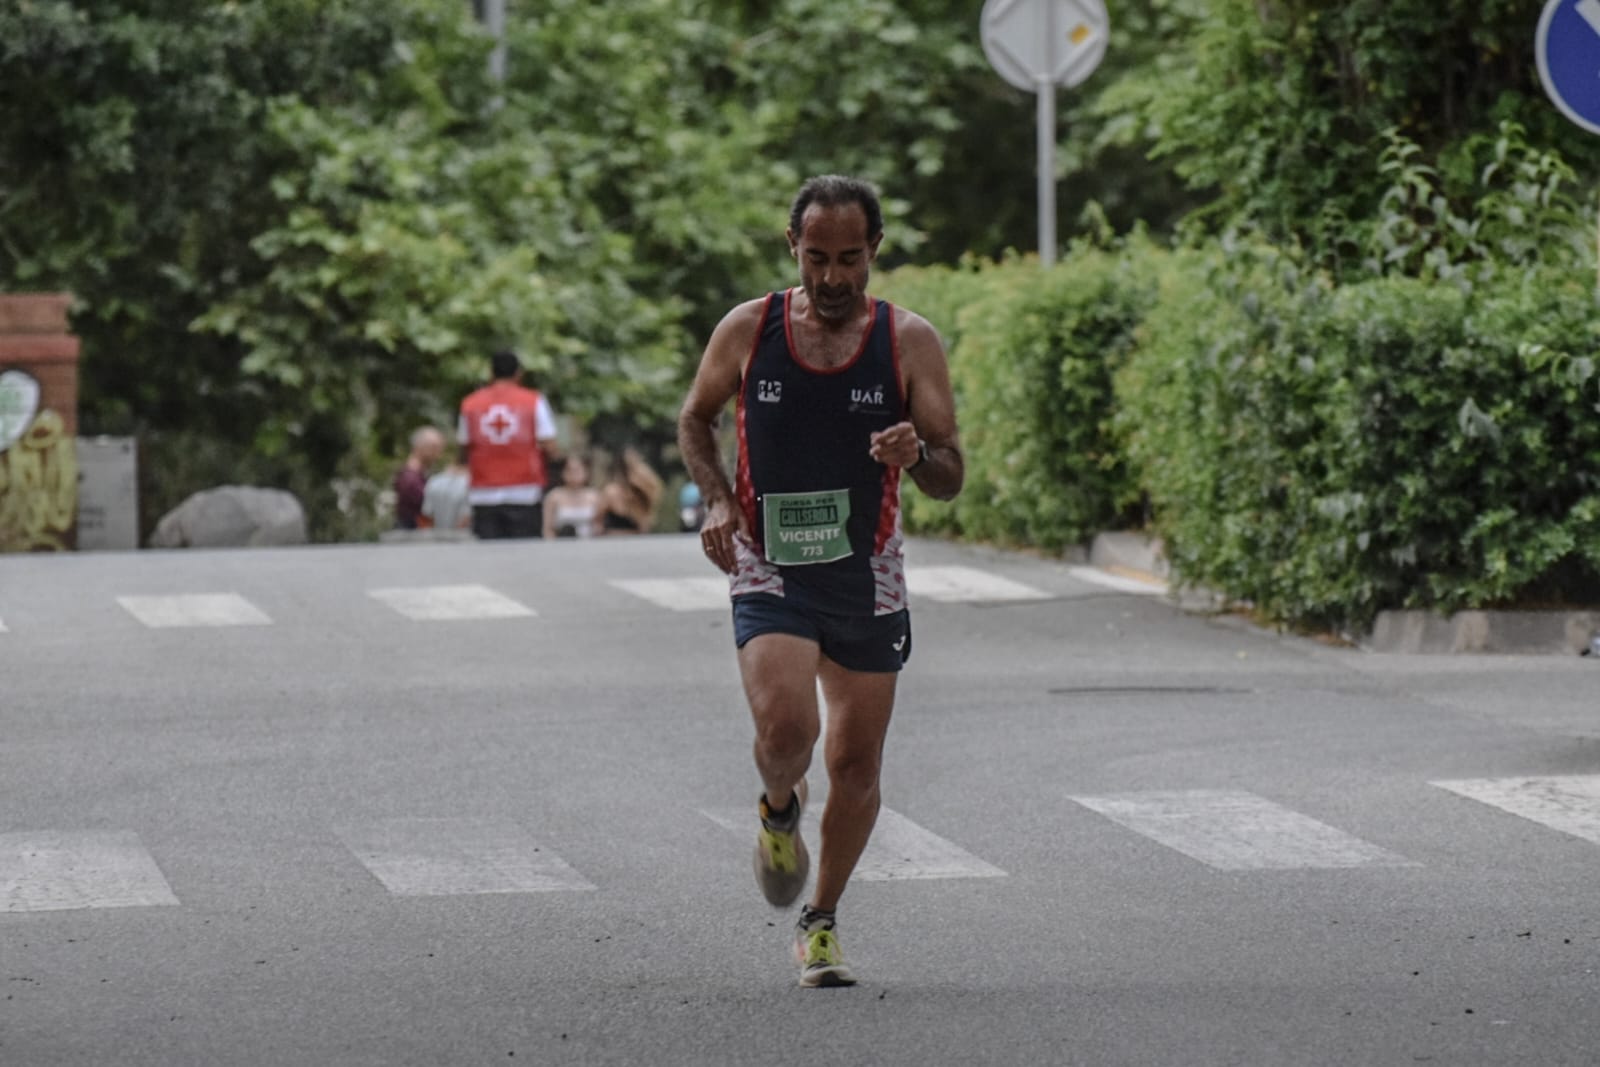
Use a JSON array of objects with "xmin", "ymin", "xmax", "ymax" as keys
[{"xmin": 150, "ymin": 486, "xmax": 307, "ymax": 548}]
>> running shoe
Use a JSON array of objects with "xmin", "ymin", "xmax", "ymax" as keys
[
  {"xmin": 794, "ymin": 910, "xmax": 856, "ymax": 988},
  {"xmin": 753, "ymin": 779, "xmax": 809, "ymax": 907}
]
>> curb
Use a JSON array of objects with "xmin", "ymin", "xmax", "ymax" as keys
[
  {"xmin": 1365, "ymin": 608, "xmax": 1600, "ymax": 656},
  {"xmin": 1084, "ymin": 531, "xmax": 1600, "ymax": 656},
  {"xmin": 1088, "ymin": 531, "xmax": 1169, "ymax": 580}
]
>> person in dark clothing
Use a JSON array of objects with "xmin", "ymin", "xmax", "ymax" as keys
[
  {"xmin": 676, "ymin": 175, "xmax": 964, "ymax": 988},
  {"xmin": 596, "ymin": 447, "xmax": 662, "ymax": 535},
  {"xmin": 394, "ymin": 425, "xmax": 444, "ymax": 530}
]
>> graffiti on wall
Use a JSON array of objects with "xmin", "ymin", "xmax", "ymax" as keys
[{"xmin": 0, "ymin": 369, "xmax": 77, "ymax": 551}]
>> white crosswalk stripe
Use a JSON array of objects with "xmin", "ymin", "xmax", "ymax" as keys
[
  {"xmin": 117, "ymin": 593, "xmax": 272, "ymax": 628},
  {"xmin": 609, "ymin": 577, "xmax": 728, "ymax": 612},
  {"xmin": 700, "ymin": 805, "xmax": 1006, "ymax": 881},
  {"xmin": 1069, "ymin": 789, "xmax": 1418, "ymax": 871},
  {"xmin": 1431, "ymin": 776, "xmax": 1600, "ymax": 845},
  {"xmin": 1, "ymin": 830, "xmax": 181, "ymax": 912},
  {"xmin": 13, "ymin": 565, "xmax": 1061, "ymax": 630},
  {"xmin": 906, "ymin": 565, "xmax": 1050, "ymax": 603},
  {"xmin": 611, "ymin": 566, "xmax": 1050, "ymax": 612},
  {"xmin": 334, "ymin": 817, "xmax": 594, "ymax": 896},
  {"xmin": 368, "ymin": 584, "xmax": 535, "ymax": 621},
  {"xmin": 27, "ymin": 776, "xmax": 1600, "ymax": 909}
]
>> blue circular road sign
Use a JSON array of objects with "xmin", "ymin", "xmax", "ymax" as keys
[{"xmin": 1539, "ymin": 0, "xmax": 1600, "ymax": 134}]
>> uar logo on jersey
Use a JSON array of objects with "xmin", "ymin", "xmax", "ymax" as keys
[{"xmin": 848, "ymin": 384, "xmax": 890, "ymax": 416}]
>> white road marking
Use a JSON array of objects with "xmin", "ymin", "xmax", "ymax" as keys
[
  {"xmin": 700, "ymin": 805, "xmax": 1006, "ymax": 881},
  {"xmin": 368, "ymin": 584, "xmax": 535, "ymax": 621},
  {"xmin": 1, "ymin": 830, "xmax": 180, "ymax": 912},
  {"xmin": 117, "ymin": 593, "xmax": 272, "ymax": 628},
  {"xmin": 0, "ymin": 614, "xmax": 8, "ymax": 632},
  {"xmin": 1069, "ymin": 789, "xmax": 1417, "ymax": 871},
  {"xmin": 1432, "ymin": 776, "xmax": 1600, "ymax": 845},
  {"xmin": 906, "ymin": 565, "xmax": 1050, "ymax": 603},
  {"xmin": 610, "ymin": 567, "xmax": 1051, "ymax": 611},
  {"xmin": 335, "ymin": 817, "xmax": 594, "ymax": 896},
  {"xmin": 610, "ymin": 577, "xmax": 728, "ymax": 612},
  {"xmin": 1066, "ymin": 565, "xmax": 1169, "ymax": 596}
]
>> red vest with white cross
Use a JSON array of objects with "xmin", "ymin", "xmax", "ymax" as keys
[{"xmin": 459, "ymin": 381, "xmax": 548, "ymax": 491}]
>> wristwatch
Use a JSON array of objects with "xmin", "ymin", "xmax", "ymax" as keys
[{"xmin": 907, "ymin": 438, "xmax": 929, "ymax": 471}]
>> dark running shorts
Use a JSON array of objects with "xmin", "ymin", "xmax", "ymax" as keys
[{"xmin": 732, "ymin": 593, "xmax": 911, "ymax": 674}]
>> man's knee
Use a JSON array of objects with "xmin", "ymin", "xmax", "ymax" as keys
[
  {"xmin": 825, "ymin": 746, "xmax": 882, "ymax": 797},
  {"xmin": 754, "ymin": 713, "xmax": 819, "ymax": 761}
]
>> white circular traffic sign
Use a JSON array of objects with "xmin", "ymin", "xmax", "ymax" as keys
[{"xmin": 981, "ymin": 0, "xmax": 1109, "ymax": 91}]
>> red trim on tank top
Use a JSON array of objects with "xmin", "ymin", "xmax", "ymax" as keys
[
  {"xmin": 734, "ymin": 294, "xmax": 773, "ymax": 537},
  {"xmin": 782, "ymin": 288, "xmax": 877, "ymax": 376},
  {"xmin": 874, "ymin": 300, "xmax": 907, "ymax": 555},
  {"xmin": 874, "ymin": 466, "xmax": 901, "ymax": 555},
  {"xmin": 886, "ymin": 300, "xmax": 908, "ymax": 417}
]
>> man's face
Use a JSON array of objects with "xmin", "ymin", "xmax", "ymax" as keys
[
  {"xmin": 787, "ymin": 202, "xmax": 881, "ymax": 324},
  {"xmin": 418, "ymin": 432, "xmax": 444, "ymax": 468}
]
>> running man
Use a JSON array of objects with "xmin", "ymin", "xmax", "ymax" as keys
[{"xmin": 677, "ymin": 175, "xmax": 963, "ymax": 987}]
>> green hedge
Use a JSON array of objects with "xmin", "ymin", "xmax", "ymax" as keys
[
  {"xmin": 878, "ymin": 229, "xmax": 1600, "ymax": 631},
  {"xmin": 876, "ymin": 248, "xmax": 1154, "ymax": 550},
  {"xmin": 1117, "ymin": 245, "xmax": 1600, "ymax": 629}
]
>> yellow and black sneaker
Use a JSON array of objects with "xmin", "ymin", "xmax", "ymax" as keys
[
  {"xmin": 753, "ymin": 779, "xmax": 809, "ymax": 907},
  {"xmin": 794, "ymin": 906, "xmax": 856, "ymax": 988}
]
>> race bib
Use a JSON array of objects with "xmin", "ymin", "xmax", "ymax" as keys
[{"xmin": 762, "ymin": 489, "xmax": 852, "ymax": 566}]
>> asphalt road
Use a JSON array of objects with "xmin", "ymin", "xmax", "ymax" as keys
[{"xmin": 2, "ymin": 535, "xmax": 1598, "ymax": 1066}]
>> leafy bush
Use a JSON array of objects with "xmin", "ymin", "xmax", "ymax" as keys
[
  {"xmin": 879, "ymin": 246, "xmax": 1158, "ymax": 549},
  {"xmin": 1119, "ymin": 243, "xmax": 1600, "ymax": 630},
  {"xmin": 872, "ymin": 259, "xmax": 1010, "ymax": 537}
]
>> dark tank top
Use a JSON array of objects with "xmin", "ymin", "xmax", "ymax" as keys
[{"xmin": 731, "ymin": 289, "xmax": 909, "ymax": 616}]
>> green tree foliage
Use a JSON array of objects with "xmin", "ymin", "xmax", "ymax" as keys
[
  {"xmin": 1111, "ymin": 0, "xmax": 1600, "ymax": 256},
  {"xmin": 2, "ymin": 0, "xmax": 1197, "ymax": 538},
  {"xmin": 1, "ymin": 1, "xmax": 692, "ymax": 535}
]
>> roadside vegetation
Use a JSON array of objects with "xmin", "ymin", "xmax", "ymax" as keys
[{"xmin": 3, "ymin": 0, "xmax": 1596, "ymax": 629}]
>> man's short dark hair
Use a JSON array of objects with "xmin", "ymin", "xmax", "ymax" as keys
[
  {"xmin": 789, "ymin": 175, "xmax": 884, "ymax": 242},
  {"xmin": 490, "ymin": 350, "xmax": 521, "ymax": 379}
]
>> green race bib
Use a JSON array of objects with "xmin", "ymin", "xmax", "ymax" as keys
[{"xmin": 762, "ymin": 489, "xmax": 853, "ymax": 566}]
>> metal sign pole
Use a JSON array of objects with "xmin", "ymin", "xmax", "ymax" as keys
[{"xmin": 1037, "ymin": 79, "xmax": 1057, "ymax": 267}]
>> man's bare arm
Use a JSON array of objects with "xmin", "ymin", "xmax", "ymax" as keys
[
  {"xmin": 677, "ymin": 299, "xmax": 763, "ymax": 572},
  {"xmin": 868, "ymin": 309, "xmax": 963, "ymax": 501}
]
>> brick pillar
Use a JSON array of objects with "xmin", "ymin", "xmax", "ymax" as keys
[{"xmin": 0, "ymin": 293, "xmax": 80, "ymax": 551}]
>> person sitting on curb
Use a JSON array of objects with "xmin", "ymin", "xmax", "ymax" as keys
[
  {"xmin": 596, "ymin": 447, "xmax": 663, "ymax": 535},
  {"xmin": 393, "ymin": 425, "xmax": 444, "ymax": 530},
  {"xmin": 542, "ymin": 454, "xmax": 602, "ymax": 538}
]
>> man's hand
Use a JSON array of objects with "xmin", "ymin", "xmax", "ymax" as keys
[
  {"xmin": 869, "ymin": 421, "xmax": 922, "ymax": 468},
  {"xmin": 699, "ymin": 497, "xmax": 750, "ymax": 575}
]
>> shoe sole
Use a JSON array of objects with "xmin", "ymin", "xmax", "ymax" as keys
[{"xmin": 799, "ymin": 965, "xmax": 856, "ymax": 988}]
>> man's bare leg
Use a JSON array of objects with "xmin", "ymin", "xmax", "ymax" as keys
[
  {"xmin": 736, "ymin": 632, "xmax": 822, "ymax": 810},
  {"xmin": 810, "ymin": 656, "xmax": 897, "ymax": 912}
]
